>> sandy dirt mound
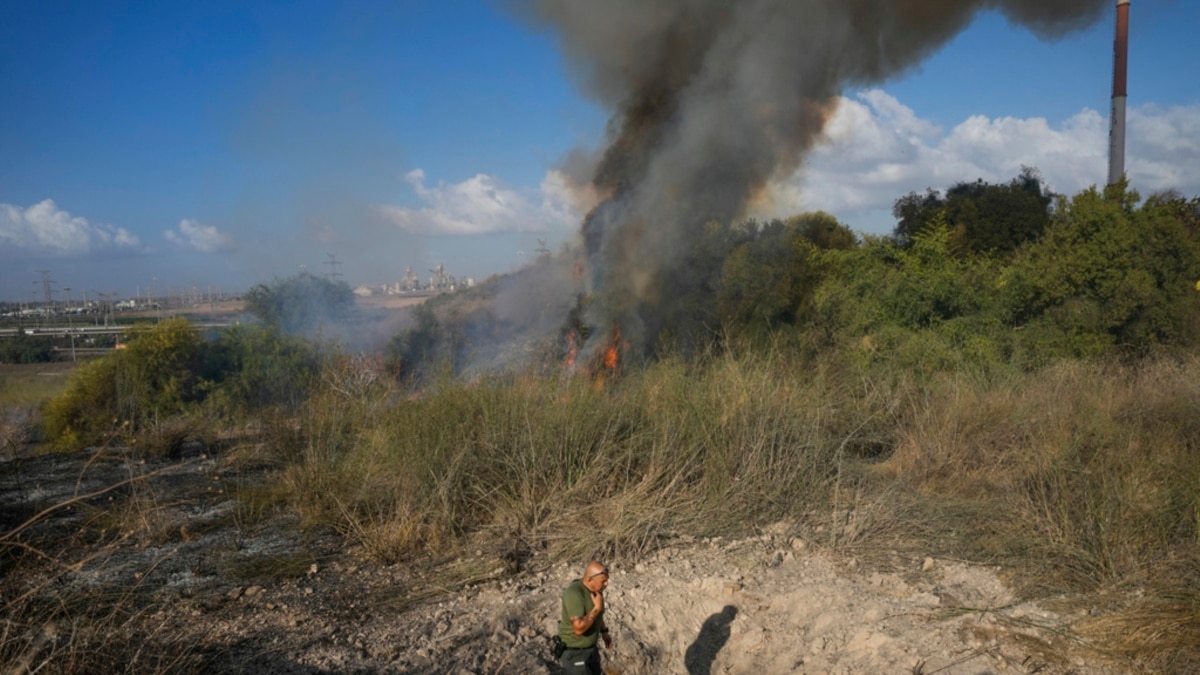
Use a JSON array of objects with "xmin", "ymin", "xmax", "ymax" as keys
[{"xmin": 172, "ymin": 534, "xmax": 1122, "ymax": 674}]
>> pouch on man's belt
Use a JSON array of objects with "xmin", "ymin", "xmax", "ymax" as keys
[{"xmin": 552, "ymin": 635, "xmax": 567, "ymax": 658}]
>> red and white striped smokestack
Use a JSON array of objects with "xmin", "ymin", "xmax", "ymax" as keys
[{"xmin": 1107, "ymin": 0, "xmax": 1131, "ymax": 186}]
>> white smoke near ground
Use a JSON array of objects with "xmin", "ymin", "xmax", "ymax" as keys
[{"xmin": 0, "ymin": 199, "xmax": 144, "ymax": 258}]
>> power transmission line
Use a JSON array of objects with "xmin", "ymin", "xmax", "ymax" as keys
[
  {"xmin": 35, "ymin": 270, "xmax": 55, "ymax": 305},
  {"xmin": 325, "ymin": 253, "xmax": 344, "ymax": 281}
]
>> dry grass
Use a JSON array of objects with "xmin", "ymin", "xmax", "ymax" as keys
[
  {"xmin": 1075, "ymin": 578, "xmax": 1200, "ymax": 673},
  {"xmin": 871, "ymin": 355, "xmax": 1200, "ymax": 669},
  {"xmin": 0, "ymin": 459, "xmax": 205, "ymax": 674},
  {"xmin": 264, "ymin": 350, "xmax": 1197, "ymax": 616},
  {"xmin": 1, "ymin": 599, "xmax": 204, "ymax": 675},
  {"xmin": 0, "ymin": 363, "xmax": 75, "ymax": 408},
  {"xmin": 1, "ymin": 363, "xmax": 75, "ymax": 459},
  {"xmin": 271, "ymin": 350, "xmax": 849, "ymax": 566},
  {"xmin": 11, "ymin": 338, "xmax": 1198, "ymax": 669}
]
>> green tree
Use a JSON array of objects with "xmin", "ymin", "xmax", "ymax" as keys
[
  {"xmin": 0, "ymin": 333, "xmax": 54, "ymax": 364},
  {"xmin": 1144, "ymin": 189, "xmax": 1200, "ymax": 240},
  {"xmin": 120, "ymin": 318, "xmax": 207, "ymax": 419},
  {"xmin": 791, "ymin": 211, "xmax": 857, "ymax": 251},
  {"xmin": 717, "ymin": 212, "xmax": 856, "ymax": 339},
  {"xmin": 1001, "ymin": 182, "xmax": 1200, "ymax": 355},
  {"xmin": 892, "ymin": 187, "xmax": 943, "ymax": 248},
  {"xmin": 893, "ymin": 168, "xmax": 1055, "ymax": 257},
  {"xmin": 718, "ymin": 222, "xmax": 801, "ymax": 338},
  {"xmin": 244, "ymin": 272, "xmax": 355, "ymax": 335},
  {"xmin": 386, "ymin": 301, "xmax": 452, "ymax": 381},
  {"xmin": 204, "ymin": 325, "xmax": 322, "ymax": 414}
]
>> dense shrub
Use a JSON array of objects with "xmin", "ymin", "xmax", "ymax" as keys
[
  {"xmin": 41, "ymin": 319, "xmax": 324, "ymax": 451},
  {"xmin": 1001, "ymin": 183, "xmax": 1200, "ymax": 355},
  {"xmin": 893, "ymin": 167, "xmax": 1055, "ymax": 256},
  {"xmin": 717, "ymin": 212, "xmax": 854, "ymax": 341},
  {"xmin": 204, "ymin": 325, "xmax": 323, "ymax": 415},
  {"xmin": 0, "ymin": 333, "xmax": 54, "ymax": 364},
  {"xmin": 384, "ymin": 301, "xmax": 460, "ymax": 382},
  {"xmin": 244, "ymin": 272, "xmax": 355, "ymax": 335},
  {"xmin": 42, "ymin": 319, "xmax": 203, "ymax": 450},
  {"xmin": 41, "ymin": 355, "xmax": 123, "ymax": 451}
]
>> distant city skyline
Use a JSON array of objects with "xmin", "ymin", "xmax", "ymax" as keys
[
  {"xmin": 3, "ymin": 0, "xmax": 1199, "ymax": 302},
  {"xmin": 0, "ymin": 261, "xmax": 472, "ymax": 309}
]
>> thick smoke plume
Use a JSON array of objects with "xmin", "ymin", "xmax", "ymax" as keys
[{"xmin": 521, "ymin": 0, "xmax": 1108, "ymax": 358}]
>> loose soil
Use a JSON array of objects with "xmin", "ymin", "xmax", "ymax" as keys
[{"xmin": 1, "ymin": 448, "xmax": 1129, "ymax": 674}]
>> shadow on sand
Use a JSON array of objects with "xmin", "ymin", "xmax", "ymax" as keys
[{"xmin": 684, "ymin": 605, "xmax": 738, "ymax": 675}]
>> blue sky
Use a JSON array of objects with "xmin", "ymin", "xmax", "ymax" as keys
[{"xmin": 2, "ymin": 0, "xmax": 1198, "ymax": 303}]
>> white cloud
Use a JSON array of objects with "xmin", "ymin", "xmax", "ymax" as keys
[
  {"xmin": 379, "ymin": 93, "xmax": 1200, "ymax": 238},
  {"xmin": 163, "ymin": 219, "xmax": 234, "ymax": 253},
  {"xmin": 0, "ymin": 199, "xmax": 143, "ymax": 258},
  {"xmin": 378, "ymin": 168, "xmax": 585, "ymax": 236},
  {"xmin": 1128, "ymin": 103, "xmax": 1200, "ymax": 189},
  {"xmin": 767, "ymin": 90, "xmax": 1200, "ymax": 232}
]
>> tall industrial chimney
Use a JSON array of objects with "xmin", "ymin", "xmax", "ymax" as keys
[{"xmin": 1107, "ymin": 0, "xmax": 1131, "ymax": 186}]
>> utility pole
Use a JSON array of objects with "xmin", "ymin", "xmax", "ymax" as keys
[
  {"xmin": 95, "ymin": 291, "xmax": 110, "ymax": 327},
  {"xmin": 35, "ymin": 270, "xmax": 55, "ymax": 306},
  {"xmin": 152, "ymin": 277, "xmax": 160, "ymax": 322},
  {"xmin": 64, "ymin": 286, "xmax": 76, "ymax": 362},
  {"xmin": 325, "ymin": 253, "xmax": 344, "ymax": 282}
]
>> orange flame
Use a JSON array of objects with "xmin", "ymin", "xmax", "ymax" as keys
[
  {"xmin": 589, "ymin": 325, "xmax": 625, "ymax": 389},
  {"xmin": 603, "ymin": 326, "xmax": 620, "ymax": 371},
  {"xmin": 565, "ymin": 330, "xmax": 578, "ymax": 368}
]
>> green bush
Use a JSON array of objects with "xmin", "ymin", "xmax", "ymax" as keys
[
  {"xmin": 42, "ymin": 319, "xmax": 204, "ymax": 450},
  {"xmin": 0, "ymin": 333, "xmax": 54, "ymax": 364},
  {"xmin": 1001, "ymin": 183, "xmax": 1200, "ymax": 355},
  {"xmin": 716, "ymin": 213, "xmax": 853, "ymax": 341},
  {"xmin": 204, "ymin": 325, "xmax": 322, "ymax": 416},
  {"xmin": 41, "ymin": 319, "xmax": 325, "ymax": 451},
  {"xmin": 893, "ymin": 167, "xmax": 1055, "ymax": 256},
  {"xmin": 385, "ymin": 301, "xmax": 456, "ymax": 382},
  {"xmin": 244, "ymin": 271, "xmax": 355, "ymax": 335},
  {"xmin": 41, "ymin": 355, "xmax": 123, "ymax": 451}
]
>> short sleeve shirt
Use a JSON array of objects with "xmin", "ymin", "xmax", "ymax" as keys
[{"xmin": 559, "ymin": 580, "xmax": 603, "ymax": 649}]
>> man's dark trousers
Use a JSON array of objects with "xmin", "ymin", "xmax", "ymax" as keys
[{"xmin": 560, "ymin": 645, "xmax": 600, "ymax": 675}]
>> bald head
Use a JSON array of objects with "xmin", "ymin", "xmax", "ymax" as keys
[{"xmin": 582, "ymin": 560, "xmax": 610, "ymax": 592}]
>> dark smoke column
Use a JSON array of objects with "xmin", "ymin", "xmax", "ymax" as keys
[
  {"xmin": 1108, "ymin": 0, "xmax": 1131, "ymax": 186},
  {"xmin": 524, "ymin": 0, "xmax": 1110, "ymax": 356}
]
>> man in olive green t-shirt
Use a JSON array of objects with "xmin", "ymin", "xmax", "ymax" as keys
[{"xmin": 558, "ymin": 560, "xmax": 612, "ymax": 675}]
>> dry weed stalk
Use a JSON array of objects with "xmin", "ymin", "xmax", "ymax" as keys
[{"xmin": 1, "ymin": 456, "xmax": 201, "ymax": 673}]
